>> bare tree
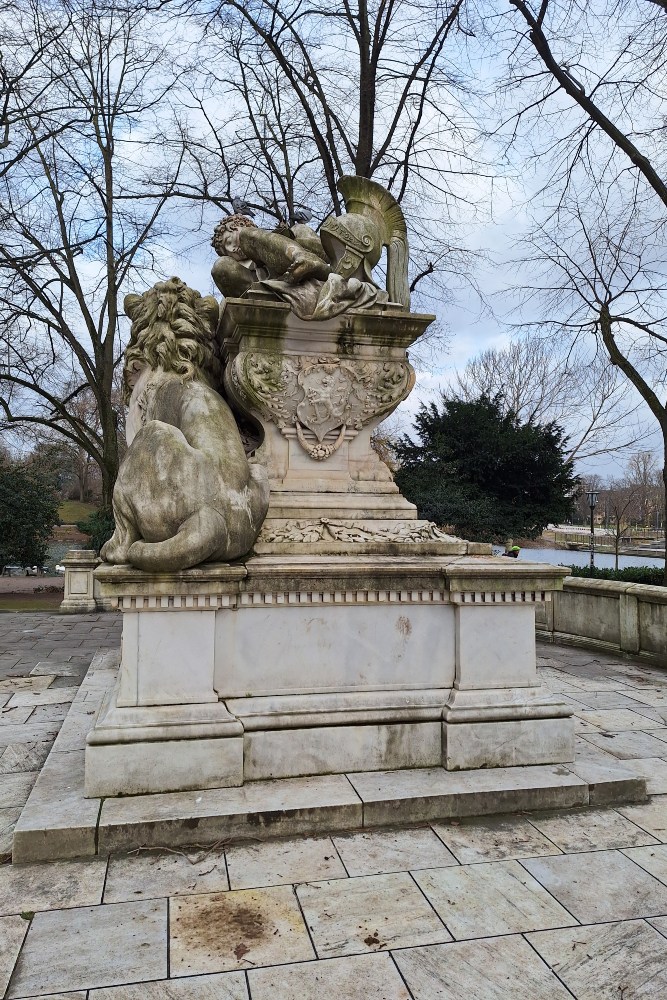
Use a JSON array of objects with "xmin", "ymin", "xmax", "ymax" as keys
[
  {"xmin": 452, "ymin": 333, "xmax": 650, "ymax": 463},
  {"xmin": 483, "ymin": 0, "xmax": 667, "ymax": 579},
  {"xmin": 0, "ymin": 1, "xmax": 186, "ymax": 506},
  {"xmin": 603, "ymin": 481, "xmax": 643, "ymax": 570},
  {"xmin": 625, "ymin": 450, "xmax": 662, "ymax": 528},
  {"xmin": 168, "ymin": 0, "xmax": 488, "ymax": 304}
]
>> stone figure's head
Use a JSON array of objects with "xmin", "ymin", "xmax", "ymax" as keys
[
  {"xmin": 122, "ymin": 277, "xmax": 221, "ymax": 402},
  {"xmin": 211, "ymin": 215, "xmax": 257, "ymax": 261}
]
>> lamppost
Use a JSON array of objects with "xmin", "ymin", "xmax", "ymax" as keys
[{"xmin": 587, "ymin": 490, "xmax": 599, "ymax": 570}]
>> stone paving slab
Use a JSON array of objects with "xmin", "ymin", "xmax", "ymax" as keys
[
  {"xmin": 296, "ymin": 870, "xmax": 450, "ymax": 957},
  {"xmin": 526, "ymin": 920, "xmax": 667, "ymax": 999},
  {"xmin": 1, "ymin": 619, "xmax": 667, "ymax": 996},
  {"xmin": 104, "ymin": 846, "xmax": 229, "ymax": 903},
  {"xmin": 226, "ymin": 834, "xmax": 347, "ymax": 889},
  {"xmin": 92, "ymin": 975, "xmax": 248, "ymax": 999},
  {"xmin": 6, "ymin": 899, "xmax": 168, "ymax": 997},
  {"xmin": 394, "ymin": 935, "xmax": 572, "ymax": 999},
  {"xmin": 247, "ymin": 952, "xmax": 410, "ymax": 1000},
  {"xmin": 332, "ymin": 826, "xmax": 458, "ymax": 876},
  {"xmin": 431, "ymin": 814, "xmax": 562, "ymax": 863},
  {"xmin": 413, "ymin": 859, "xmax": 576, "ymax": 939},
  {"xmin": 522, "ymin": 849, "xmax": 667, "ymax": 922}
]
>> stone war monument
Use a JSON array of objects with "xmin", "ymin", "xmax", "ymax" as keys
[{"xmin": 86, "ymin": 176, "xmax": 574, "ymax": 797}]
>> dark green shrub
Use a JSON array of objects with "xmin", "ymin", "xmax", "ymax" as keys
[
  {"xmin": 77, "ymin": 508, "xmax": 115, "ymax": 554},
  {"xmin": 564, "ymin": 565, "xmax": 665, "ymax": 586}
]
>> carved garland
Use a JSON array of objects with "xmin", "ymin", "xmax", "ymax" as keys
[{"xmin": 259, "ymin": 517, "xmax": 458, "ymax": 544}]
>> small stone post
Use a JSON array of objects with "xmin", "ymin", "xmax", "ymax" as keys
[{"xmin": 60, "ymin": 549, "xmax": 99, "ymax": 614}]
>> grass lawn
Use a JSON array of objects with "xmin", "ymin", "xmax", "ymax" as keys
[
  {"xmin": 58, "ymin": 500, "xmax": 98, "ymax": 524},
  {"xmin": 0, "ymin": 592, "xmax": 64, "ymax": 612}
]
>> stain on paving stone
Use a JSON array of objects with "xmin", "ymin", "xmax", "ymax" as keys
[{"xmin": 170, "ymin": 886, "xmax": 314, "ymax": 975}]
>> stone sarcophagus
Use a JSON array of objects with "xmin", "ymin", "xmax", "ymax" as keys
[{"xmin": 85, "ymin": 175, "xmax": 574, "ymax": 798}]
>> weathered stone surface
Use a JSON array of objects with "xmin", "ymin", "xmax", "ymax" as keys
[
  {"xmin": 104, "ymin": 847, "xmax": 229, "ymax": 903},
  {"xmin": 332, "ymin": 827, "xmax": 457, "ymax": 876},
  {"xmin": 8, "ymin": 686, "xmax": 79, "ymax": 707},
  {"xmin": 0, "ymin": 915, "xmax": 28, "ymax": 997},
  {"xmin": 622, "ymin": 844, "xmax": 667, "ymax": 886},
  {"xmin": 226, "ymin": 835, "xmax": 347, "ymax": 889},
  {"xmin": 12, "ymin": 750, "xmax": 100, "ymax": 862},
  {"xmin": 296, "ymin": 871, "xmax": 450, "ymax": 957},
  {"xmin": 6, "ymin": 899, "xmax": 167, "ymax": 997},
  {"xmin": 443, "ymin": 717, "xmax": 574, "ymax": 770},
  {"xmin": 346, "ymin": 765, "xmax": 588, "ymax": 826},
  {"xmin": 395, "ymin": 935, "xmax": 572, "ymax": 999},
  {"xmin": 619, "ymin": 798, "xmax": 667, "ymax": 841},
  {"xmin": 527, "ymin": 920, "xmax": 667, "ymax": 999},
  {"xmin": 244, "ymin": 722, "xmax": 441, "ymax": 780},
  {"xmin": 582, "ymin": 729, "xmax": 667, "ymax": 760},
  {"xmin": 528, "ymin": 807, "xmax": 659, "ymax": 852},
  {"xmin": 98, "ymin": 774, "xmax": 363, "ymax": 854},
  {"xmin": 247, "ymin": 952, "xmax": 411, "ymax": 1000},
  {"xmin": 0, "ymin": 772, "xmax": 36, "ymax": 809},
  {"xmin": 619, "ymin": 757, "xmax": 667, "ymax": 794},
  {"xmin": 523, "ymin": 849, "xmax": 667, "ymax": 921},
  {"xmin": 565, "ymin": 759, "xmax": 647, "ymax": 805},
  {"xmin": 413, "ymin": 860, "xmax": 575, "ymax": 939},
  {"xmin": 432, "ymin": 815, "xmax": 561, "ymax": 864},
  {"xmin": 86, "ymin": 736, "xmax": 243, "ymax": 797},
  {"xmin": 0, "ymin": 857, "xmax": 106, "ymax": 916},
  {"xmin": 91, "ymin": 974, "xmax": 248, "ymax": 998}
]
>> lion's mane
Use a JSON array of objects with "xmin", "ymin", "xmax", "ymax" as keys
[{"xmin": 122, "ymin": 277, "xmax": 221, "ymax": 403}]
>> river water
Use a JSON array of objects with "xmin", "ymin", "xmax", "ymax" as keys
[{"xmin": 493, "ymin": 546, "xmax": 665, "ymax": 570}]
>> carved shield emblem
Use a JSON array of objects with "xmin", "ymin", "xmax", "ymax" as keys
[{"xmin": 296, "ymin": 363, "xmax": 353, "ymax": 441}]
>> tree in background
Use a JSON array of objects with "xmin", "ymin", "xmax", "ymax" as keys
[
  {"xmin": 603, "ymin": 482, "xmax": 643, "ymax": 571},
  {"xmin": 174, "ymin": 0, "xmax": 486, "ymax": 306},
  {"xmin": 394, "ymin": 394, "xmax": 578, "ymax": 542},
  {"xmin": 453, "ymin": 334, "xmax": 649, "ymax": 464},
  {"xmin": 485, "ymin": 0, "xmax": 667, "ymax": 579},
  {"xmin": 0, "ymin": 455, "xmax": 59, "ymax": 573},
  {"xmin": 0, "ymin": 0, "xmax": 186, "ymax": 506},
  {"xmin": 624, "ymin": 450, "xmax": 663, "ymax": 530}
]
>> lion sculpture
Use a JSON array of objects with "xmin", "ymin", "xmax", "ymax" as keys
[{"xmin": 101, "ymin": 277, "xmax": 269, "ymax": 572}]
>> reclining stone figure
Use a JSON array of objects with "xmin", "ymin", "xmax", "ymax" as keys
[{"xmin": 211, "ymin": 175, "xmax": 410, "ymax": 320}]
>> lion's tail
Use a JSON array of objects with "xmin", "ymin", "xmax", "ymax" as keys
[{"xmin": 126, "ymin": 507, "xmax": 227, "ymax": 573}]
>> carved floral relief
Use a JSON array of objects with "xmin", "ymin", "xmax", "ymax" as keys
[{"xmin": 226, "ymin": 352, "xmax": 414, "ymax": 461}]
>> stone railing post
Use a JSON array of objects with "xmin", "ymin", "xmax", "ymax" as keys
[
  {"xmin": 619, "ymin": 591, "xmax": 640, "ymax": 654},
  {"xmin": 60, "ymin": 549, "xmax": 99, "ymax": 614}
]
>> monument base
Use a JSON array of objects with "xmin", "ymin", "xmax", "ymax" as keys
[
  {"xmin": 85, "ymin": 696, "xmax": 243, "ymax": 796},
  {"xmin": 86, "ymin": 554, "xmax": 574, "ymax": 797}
]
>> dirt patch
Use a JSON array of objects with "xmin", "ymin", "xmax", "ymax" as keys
[
  {"xmin": 173, "ymin": 894, "xmax": 269, "ymax": 963},
  {"xmin": 0, "ymin": 592, "xmax": 64, "ymax": 612}
]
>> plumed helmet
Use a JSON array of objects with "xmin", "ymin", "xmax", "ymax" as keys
[{"xmin": 319, "ymin": 176, "xmax": 410, "ymax": 309}]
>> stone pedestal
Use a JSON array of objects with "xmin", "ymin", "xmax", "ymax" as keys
[
  {"xmin": 85, "ymin": 299, "xmax": 575, "ymax": 798},
  {"xmin": 221, "ymin": 296, "xmax": 482, "ymax": 556},
  {"xmin": 60, "ymin": 549, "xmax": 99, "ymax": 614},
  {"xmin": 85, "ymin": 556, "xmax": 573, "ymax": 796}
]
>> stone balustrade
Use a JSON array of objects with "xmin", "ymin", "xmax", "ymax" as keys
[{"xmin": 536, "ymin": 576, "xmax": 667, "ymax": 666}]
